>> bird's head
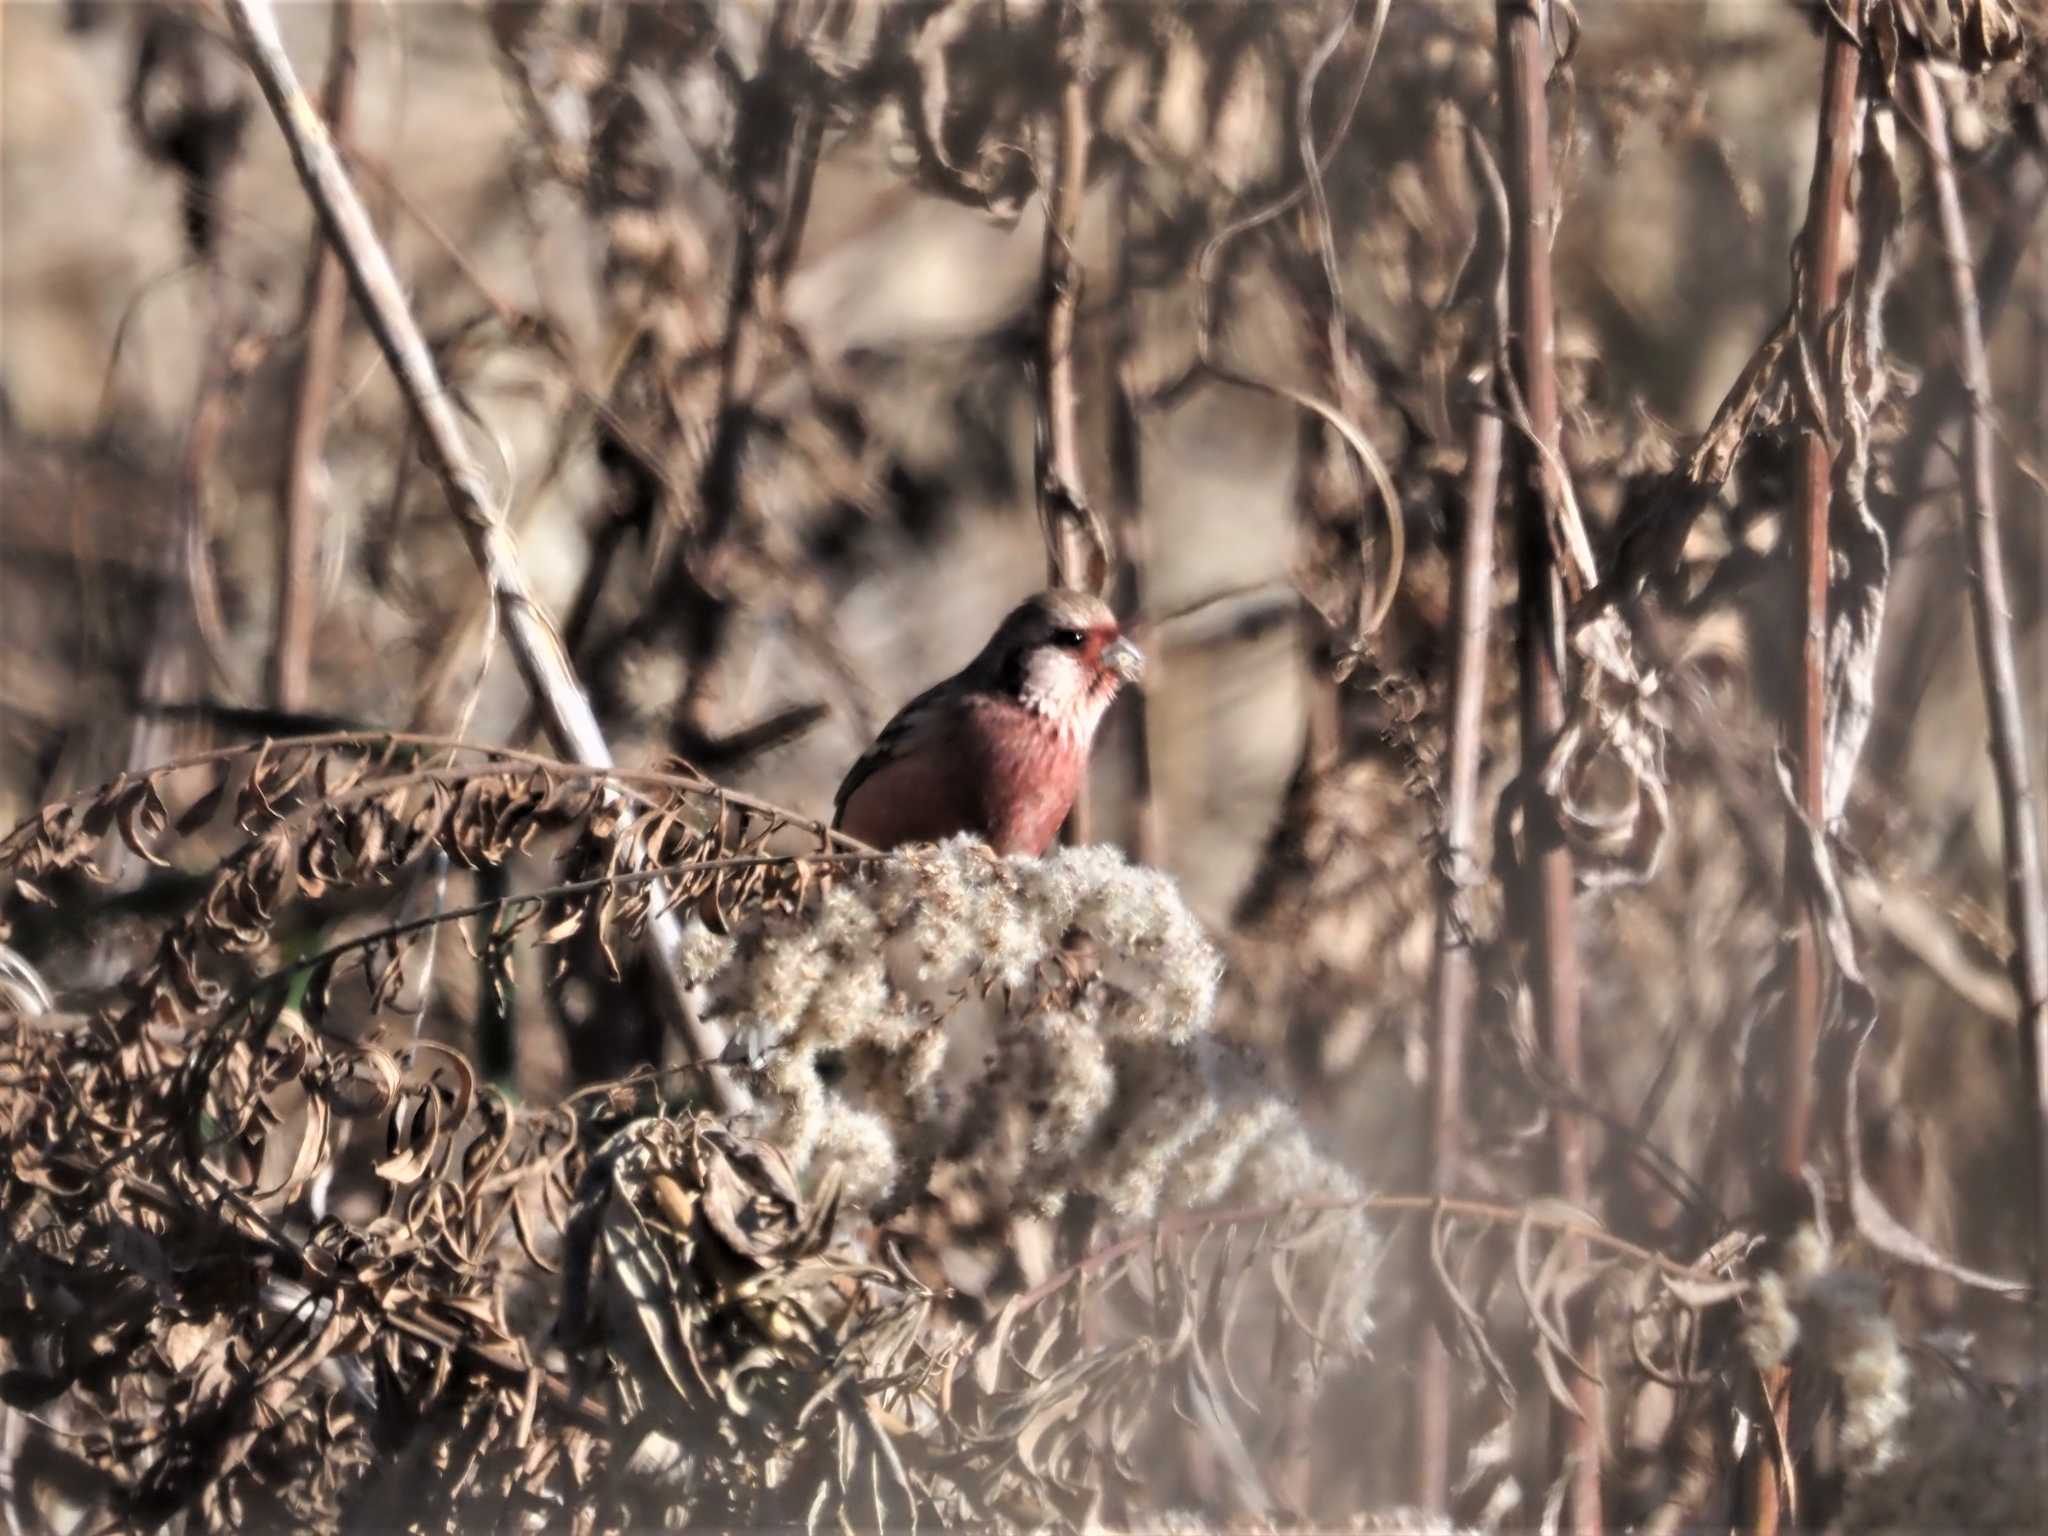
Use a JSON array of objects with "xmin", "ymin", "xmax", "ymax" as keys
[{"xmin": 976, "ymin": 589, "xmax": 1145, "ymax": 736}]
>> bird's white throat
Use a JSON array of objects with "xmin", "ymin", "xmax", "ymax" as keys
[{"xmin": 1016, "ymin": 643, "xmax": 1132, "ymax": 749}]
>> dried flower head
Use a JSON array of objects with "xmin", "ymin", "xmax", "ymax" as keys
[{"xmin": 704, "ymin": 838, "xmax": 1375, "ymax": 1342}]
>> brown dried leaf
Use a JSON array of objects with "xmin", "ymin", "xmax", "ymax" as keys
[
  {"xmin": 176, "ymin": 768, "xmax": 232, "ymax": 835},
  {"xmin": 117, "ymin": 778, "xmax": 172, "ymax": 868}
]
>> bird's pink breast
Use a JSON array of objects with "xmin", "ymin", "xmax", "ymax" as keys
[{"xmin": 836, "ymin": 697, "xmax": 1086, "ymax": 857}]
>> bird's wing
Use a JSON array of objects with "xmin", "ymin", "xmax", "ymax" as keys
[{"xmin": 832, "ymin": 676, "xmax": 959, "ymax": 831}]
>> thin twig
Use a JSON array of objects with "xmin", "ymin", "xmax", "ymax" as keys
[
  {"xmin": 698, "ymin": 0, "xmax": 826, "ymax": 549},
  {"xmin": 1880, "ymin": 117, "xmax": 2046, "ymax": 546},
  {"xmin": 1912, "ymin": 60, "xmax": 2048, "ymax": 1310},
  {"xmin": 1189, "ymin": 0, "xmax": 1386, "ymax": 357},
  {"xmin": 1495, "ymin": 4, "xmax": 1600, "ymax": 1531},
  {"xmin": 1414, "ymin": 391, "xmax": 1503, "ymax": 1511},
  {"xmin": 107, "ymin": 315, "xmax": 265, "ymax": 894},
  {"xmin": 219, "ymin": 0, "xmax": 741, "ymax": 1111},
  {"xmin": 269, "ymin": 0, "xmax": 356, "ymax": 713}
]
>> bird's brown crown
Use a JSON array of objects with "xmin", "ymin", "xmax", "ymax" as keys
[
  {"xmin": 969, "ymin": 588, "xmax": 1105, "ymax": 660},
  {"xmin": 991, "ymin": 589, "xmax": 1118, "ymax": 648}
]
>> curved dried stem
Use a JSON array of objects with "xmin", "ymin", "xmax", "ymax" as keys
[{"xmin": 1193, "ymin": 0, "xmax": 1404, "ymax": 651}]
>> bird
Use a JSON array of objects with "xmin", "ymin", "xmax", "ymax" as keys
[{"xmin": 833, "ymin": 589, "xmax": 1145, "ymax": 857}]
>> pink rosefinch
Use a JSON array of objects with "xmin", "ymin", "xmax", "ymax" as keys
[{"xmin": 833, "ymin": 590, "xmax": 1145, "ymax": 856}]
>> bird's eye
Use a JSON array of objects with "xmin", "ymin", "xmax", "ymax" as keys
[{"xmin": 1051, "ymin": 628, "xmax": 1087, "ymax": 649}]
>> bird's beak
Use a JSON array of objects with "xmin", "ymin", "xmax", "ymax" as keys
[{"xmin": 1103, "ymin": 635, "xmax": 1146, "ymax": 687}]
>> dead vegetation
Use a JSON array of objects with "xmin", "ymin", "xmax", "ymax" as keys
[{"xmin": 2, "ymin": 0, "xmax": 2047, "ymax": 1531}]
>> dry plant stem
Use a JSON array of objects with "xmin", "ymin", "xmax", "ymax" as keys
[
  {"xmin": 220, "ymin": 0, "xmax": 740, "ymax": 1112},
  {"xmin": 1779, "ymin": 21, "xmax": 1859, "ymax": 1186},
  {"xmin": 1036, "ymin": 0, "xmax": 1099, "ymax": 595},
  {"xmin": 6, "ymin": 728, "xmax": 860, "ymax": 845},
  {"xmin": 1914, "ymin": 61, "xmax": 2048, "ymax": 1308},
  {"xmin": 1885, "ymin": 134, "xmax": 2045, "ymax": 539},
  {"xmin": 268, "ymin": 0, "xmax": 355, "ymax": 714},
  {"xmin": 108, "ymin": 298, "xmax": 243, "ymax": 893},
  {"xmin": 1109, "ymin": 208, "xmax": 1162, "ymax": 867},
  {"xmin": 1753, "ymin": 28, "xmax": 1860, "ymax": 1536},
  {"xmin": 1039, "ymin": 0, "xmax": 1100, "ymax": 847},
  {"xmin": 1495, "ymin": 7, "xmax": 1600, "ymax": 1532},
  {"xmin": 1413, "ymin": 402, "xmax": 1503, "ymax": 1511}
]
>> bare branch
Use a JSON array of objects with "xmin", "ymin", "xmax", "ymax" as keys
[
  {"xmin": 1495, "ymin": 3, "xmax": 1600, "ymax": 1530},
  {"xmin": 1912, "ymin": 59, "xmax": 2048, "ymax": 1310},
  {"xmin": 220, "ymin": 0, "xmax": 741, "ymax": 1110},
  {"xmin": 1413, "ymin": 389, "xmax": 1503, "ymax": 1511}
]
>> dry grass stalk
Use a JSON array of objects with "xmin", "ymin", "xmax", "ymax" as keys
[
  {"xmin": 1036, "ymin": 0, "xmax": 1107, "ymax": 851},
  {"xmin": 1108, "ymin": 196, "xmax": 1163, "ymax": 868}
]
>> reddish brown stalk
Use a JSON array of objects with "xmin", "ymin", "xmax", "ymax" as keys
[
  {"xmin": 268, "ymin": 0, "xmax": 355, "ymax": 713},
  {"xmin": 1753, "ymin": 26, "xmax": 1861, "ymax": 1536},
  {"xmin": 1494, "ymin": 7, "xmax": 1599, "ymax": 1531},
  {"xmin": 1913, "ymin": 62, "xmax": 2048, "ymax": 1307},
  {"xmin": 1413, "ymin": 401, "xmax": 1503, "ymax": 1510},
  {"xmin": 1780, "ymin": 25, "xmax": 1861, "ymax": 1185},
  {"xmin": 1111, "ymin": 510, "xmax": 1160, "ymax": 864}
]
